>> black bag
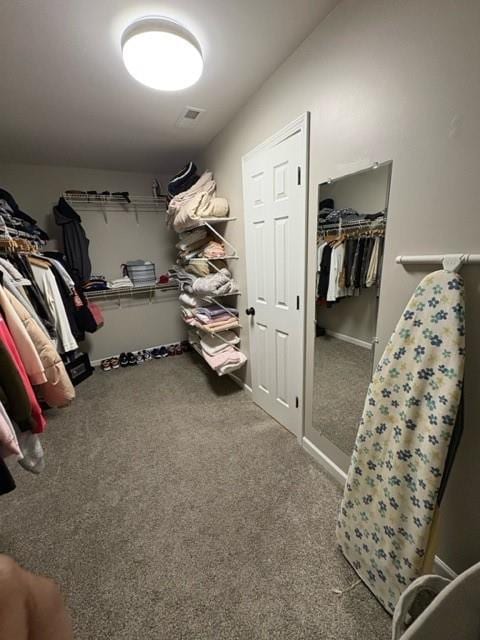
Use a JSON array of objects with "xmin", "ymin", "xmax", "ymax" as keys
[{"xmin": 63, "ymin": 351, "xmax": 94, "ymax": 386}]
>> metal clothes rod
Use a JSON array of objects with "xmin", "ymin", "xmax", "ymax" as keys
[
  {"xmin": 396, "ymin": 254, "xmax": 480, "ymax": 265},
  {"xmin": 319, "ymin": 219, "xmax": 386, "ymax": 233}
]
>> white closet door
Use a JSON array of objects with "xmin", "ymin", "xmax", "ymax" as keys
[{"xmin": 242, "ymin": 114, "xmax": 308, "ymax": 438}]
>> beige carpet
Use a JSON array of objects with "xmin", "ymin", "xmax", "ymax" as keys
[
  {"xmin": 313, "ymin": 335, "xmax": 372, "ymax": 455},
  {"xmin": 1, "ymin": 353, "xmax": 390, "ymax": 639}
]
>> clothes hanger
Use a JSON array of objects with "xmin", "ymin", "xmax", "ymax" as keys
[{"xmin": 27, "ymin": 255, "xmax": 51, "ymax": 268}]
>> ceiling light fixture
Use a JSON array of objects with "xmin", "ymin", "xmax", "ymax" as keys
[{"xmin": 121, "ymin": 17, "xmax": 203, "ymax": 91}]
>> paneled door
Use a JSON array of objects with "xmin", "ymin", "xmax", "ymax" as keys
[{"xmin": 242, "ymin": 113, "xmax": 309, "ymax": 438}]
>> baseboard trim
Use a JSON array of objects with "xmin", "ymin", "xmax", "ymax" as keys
[
  {"xmin": 228, "ymin": 372, "xmax": 252, "ymax": 393},
  {"xmin": 90, "ymin": 339, "xmax": 186, "ymax": 366},
  {"xmin": 302, "ymin": 436, "xmax": 457, "ymax": 580},
  {"xmin": 324, "ymin": 330, "xmax": 372, "ymax": 350},
  {"xmin": 302, "ymin": 436, "xmax": 347, "ymax": 484}
]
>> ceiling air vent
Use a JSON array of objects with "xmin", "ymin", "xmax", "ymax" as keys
[{"xmin": 176, "ymin": 106, "xmax": 205, "ymax": 129}]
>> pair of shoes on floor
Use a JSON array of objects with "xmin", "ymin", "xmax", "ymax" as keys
[
  {"xmin": 101, "ymin": 356, "xmax": 119, "ymax": 371},
  {"xmin": 151, "ymin": 343, "xmax": 185, "ymax": 358},
  {"xmin": 119, "ymin": 352, "xmax": 140, "ymax": 367},
  {"xmin": 151, "ymin": 346, "xmax": 168, "ymax": 359},
  {"xmin": 136, "ymin": 350, "xmax": 155, "ymax": 364}
]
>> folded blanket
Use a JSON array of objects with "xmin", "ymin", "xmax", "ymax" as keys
[
  {"xmin": 110, "ymin": 276, "xmax": 133, "ymax": 289},
  {"xmin": 173, "ymin": 194, "xmax": 229, "ymax": 231},
  {"xmin": 176, "ymin": 228, "xmax": 208, "ymax": 251},
  {"xmin": 180, "ymin": 306, "xmax": 196, "ymax": 319},
  {"xmin": 201, "ymin": 240, "xmax": 225, "ymax": 259},
  {"xmin": 179, "ymin": 292, "xmax": 198, "ymax": 308},
  {"xmin": 196, "ymin": 312, "xmax": 235, "ymax": 326},
  {"xmin": 202, "ymin": 345, "xmax": 247, "ymax": 375},
  {"xmin": 167, "ymin": 172, "xmax": 215, "ymax": 227},
  {"xmin": 200, "ymin": 331, "xmax": 240, "ymax": 356},
  {"xmin": 200, "ymin": 317, "xmax": 240, "ymax": 333},
  {"xmin": 192, "ymin": 268, "xmax": 239, "ymax": 297},
  {"xmin": 195, "ymin": 305, "xmax": 239, "ymax": 319},
  {"xmin": 168, "ymin": 162, "xmax": 198, "ymax": 197},
  {"xmin": 217, "ymin": 358, "xmax": 247, "ymax": 376},
  {"xmin": 168, "ymin": 267, "xmax": 196, "ymax": 292},
  {"xmin": 185, "ymin": 261, "xmax": 210, "ymax": 278}
]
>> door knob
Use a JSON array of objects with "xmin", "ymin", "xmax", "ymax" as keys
[{"xmin": 245, "ymin": 307, "xmax": 256, "ymax": 316}]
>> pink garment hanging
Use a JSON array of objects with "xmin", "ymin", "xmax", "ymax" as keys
[{"xmin": 0, "ymin": 317, "xmax": 46, "ymax": 434}]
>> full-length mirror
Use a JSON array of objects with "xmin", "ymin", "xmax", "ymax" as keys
[{"xmin": 307, "ymin": 163, "xmax": 392, "ymax": 469}]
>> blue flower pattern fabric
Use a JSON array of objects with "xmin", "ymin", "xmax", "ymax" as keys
[{"xmin": 336, "ymin": 270, "xmax": 465, "ymax": 614}]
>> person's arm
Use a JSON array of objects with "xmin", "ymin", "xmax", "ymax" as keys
[{"xmin": 0, "ymin": 555, "xmax": 73, "ymax": 640}]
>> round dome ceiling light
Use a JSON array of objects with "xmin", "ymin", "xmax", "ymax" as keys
[{"xmin": 121, "ymin": 17, "xmax": 203, "ymax": 91}]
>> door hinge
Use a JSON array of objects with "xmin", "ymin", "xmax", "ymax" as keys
[
  {"xmin": 296, "ymin": 295, "xmax": 300, "ymax": 310},
  {"xmin": 295, "ymin": 396, "xmax": 299, "ymax": 408},
  {"xmin": 297, "ymin": 166, "xmax": 301, "ymax": 185}
]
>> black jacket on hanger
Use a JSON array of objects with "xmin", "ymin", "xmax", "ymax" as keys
[
  {"xmin": 318, "ymin": 244, "xmax": 332, "ymax": 299},
  {"xmin": 53, "ymin": 198, "xmax": 92, "ymax": 284}
]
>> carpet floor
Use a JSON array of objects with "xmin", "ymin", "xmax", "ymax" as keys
[
  {"xmin": 313, "ymin": 336, "xmax": 372, "ymax": 456},
  {"xmin": 1, "ymin": 353, "xmax": 390, "ymax": 639}
]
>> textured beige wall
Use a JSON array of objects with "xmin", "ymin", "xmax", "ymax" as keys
[
  {"xmin": 0, "ymin": 163, "xmax": 185, "ymax": 360},
  {"xmin": 200, "ymin": 0, "xmax": 480, "ymax": 572}
]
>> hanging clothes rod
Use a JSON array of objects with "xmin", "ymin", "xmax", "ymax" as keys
[
  {"xmin": 396, "ymin": 254, "xmax": 480, "ymax": 265},
  {"xmin": 318, "ymin": 218, "xmax": 386, "ymax": 232}
]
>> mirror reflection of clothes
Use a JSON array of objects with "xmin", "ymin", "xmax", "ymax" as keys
[
  {"xmin": 317, "ymin": 243, "xmax": 332, "ymax": 299},
  {"xmin": 316, "ymin": 235, "xmax": 383, "ymax": 303}
]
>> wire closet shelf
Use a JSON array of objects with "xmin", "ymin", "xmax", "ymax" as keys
[{"xmin": 84, "ymin": 283, "xmax": 179, "ymax": 301}]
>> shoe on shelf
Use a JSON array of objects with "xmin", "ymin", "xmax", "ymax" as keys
[
  {"xmin": 143, "ymin": 349, "xmax": 152, "ymax": 362},
  {"xmin": 110, "ymin": 356, "xmax": 120, "ymax": 369},
  {"xmin": 127, "ymin": 352, "xmax": 137, "ymax": 366},
  {"xmin": 136, "ymin": 352, "xmax": 144, "ymax": 365},
  {"xmin": 175, "ymin": 343, "xmax": 183, "ymax": 355},
  {"xmin": 119, "ymin": 352, "xmax": 129, "ymax": 368},
  {"xmin": 101, "ymin": 358, "xmax": 111, "ymax": 372},
  {"xmin": 159, "ymin": 346, "xmax": 168, "ymax": 358}
]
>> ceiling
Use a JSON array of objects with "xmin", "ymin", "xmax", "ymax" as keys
[{"xmin": 0, "ymin": 0, "xmax": 338, "ymax": 173}]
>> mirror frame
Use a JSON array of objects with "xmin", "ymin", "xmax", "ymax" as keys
[{"xmin": 302, "ymin": 160, "xmax": 393, "ymax": 481}]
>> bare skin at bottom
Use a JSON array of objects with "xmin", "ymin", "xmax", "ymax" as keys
[{"xmin": 0, "ymin": 555, "xmax": 73, "ymax": 640}]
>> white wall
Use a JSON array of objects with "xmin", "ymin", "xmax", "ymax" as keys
[
  {"xmin": 317, "ymin": 164, "xmax": 390, "ymax": 343},
  {"xmin": 0, "ymin": 163, "xmax": 185, "ymax": 360},
  {"xmin": 200, "ymin": 0, "xmax": 480, "ymax": 573}
]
